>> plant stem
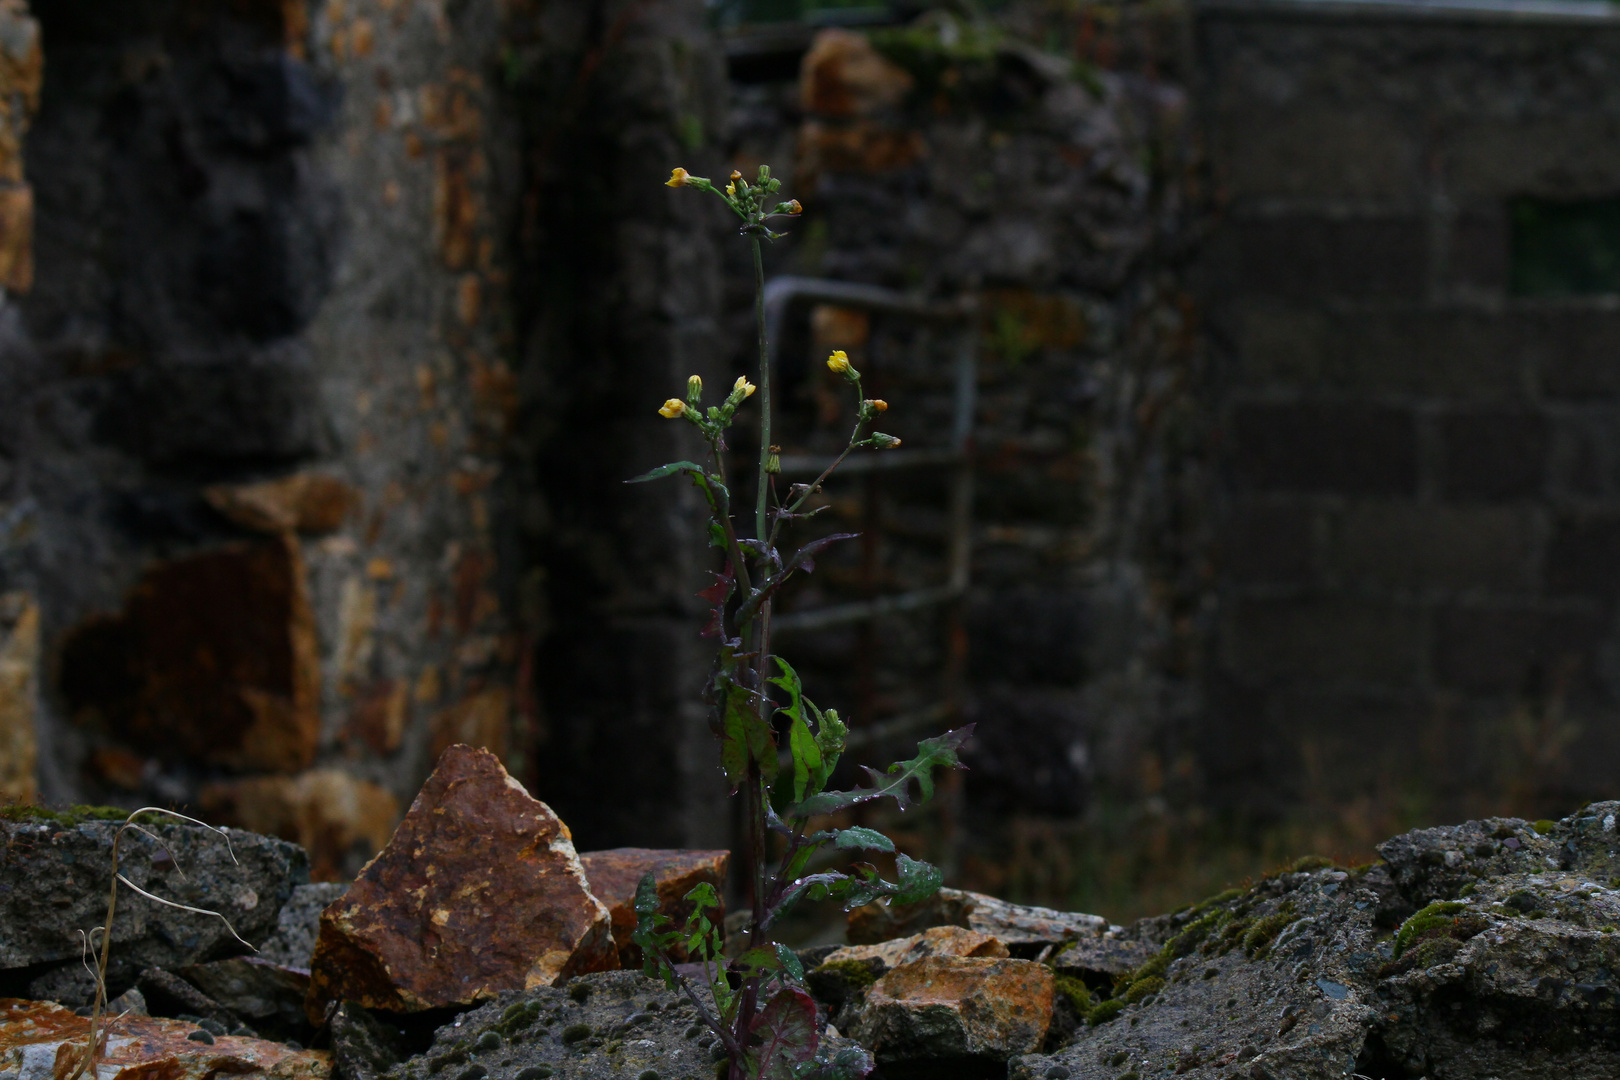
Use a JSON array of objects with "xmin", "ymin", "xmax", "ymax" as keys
[{"xmin": 752, "ymin": 236, "xmax": 770, "ymax": 543}]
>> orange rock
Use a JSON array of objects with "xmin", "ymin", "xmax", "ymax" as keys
[
  {"xmin": 305, "ymin": 745, "xmax": 616, "ymax": 1019},
  {"xmin": 199, "ymin": 769, "xmax": 400, "ymax": 883},
  {"xmin": 825, "ymin": 925, "xmax": 1009, "ymax": 971},
  {"xmin": 427, "ymin": 686, "xmax": 510, "ymax": 760},
  {"xmin": 849, "ymin": 956, "xmax": 1053, "ymax": 1064},
  {"xmin": 578, "ymin": 848, "xmax": 730, "ymax": 967},
  {"xmin": 0, "ymin": 998, "xmax": 330, "ymax": 1080},
  {"xmin": 205, "ymin": 473, "xmax": 360, "ymax": 535}
]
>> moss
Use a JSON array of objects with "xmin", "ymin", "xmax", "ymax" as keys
[
  {"xmin": 1052, "ymin": 972, "xmax": 1093, "ymax": 1020},
  {"xmin": 1123, "ymin": 976, "xmax": 1164, "ymax": 1004},
  {"xmin": 1290, "ymin": 855, "xmax": 1337, "ymax": 873},
  {"xmin": 1088, "ymin": 998, "xmax": 1124, "ymax": 1025},
  {"xmin": 1165, "ymin": 911, "xmax": 1224, "ymax": 959},
  {"xmin": 567, "ymin": 983, "xmax": 591, "ymax": 1003},
  {"xmin": 1242, "ymin": 903, "xmax": 1297, "ymax": 957},
  {"xmin": 812, "ymin": 958, "xmax": 880, "ymax": 992},
  {"xmin": 1394, "ymin": 901, "xmax": 1468, "ymax": 958},
  {"xmin": 427, "ymin": 1049, "xmax": 469, "ymax": 1074},
  {"xmin": 1535, "ymin": 819, "xmax": 1557, "ymax": 835},
  {"xmin": 1186, "ymin": 887, "xmax": 1244, "ymax": 917},
  {"xmin": 560, "ymin": 1024, "xmax": 592, "ymax": 1045},
  {"xmin": 0, "ymin": 803, "xmax": 130, "ymax": 826}
]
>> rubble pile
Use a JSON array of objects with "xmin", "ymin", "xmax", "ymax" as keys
[{"xmin": 5, "ymin": 750, "xmax": 1620, "ymax": 1079}]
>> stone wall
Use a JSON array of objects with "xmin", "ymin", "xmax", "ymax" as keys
[{"xmin": 1197, "ymin": 0, "xmax": 1620, "ymax": 818}]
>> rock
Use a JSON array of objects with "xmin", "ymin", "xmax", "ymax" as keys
[
  {"xmin": 0, "ymin": 817, "xmax": 307, "ymax": 1004},
  {"xmin": 848, "ymin": 888, "xmax": 1107, "ymax": 954},
  {"xmin": 257, "ymin": 883, "xmax": 348, "ymax": 970},
  {"xmin": 577, "ymin": 847, "xmax": 730, "ymax": 968},
  {"xmin": 389, "ymin": 970, "xmax": 873, "ymax": 1080},
  {"xmin": 200, "ymin": 770, "xmax": 399, "ymax": 882},
  {"xmin": 205, "ymin": 473, "xmax": 360, "ymax": 535},
  {"xmin": 178, "ymin": 957, "xmax": 311, "ymax": 1042},
  {"xmin": 1047, "ymin": 935, "xmax": 1155, "ymax": 980},
  {"xmin": 104, "ymin": 988, "xmax": 148, "ymax": 1018},
  {"xmin": 801, "ymin": 29, "xmax": 914, "ymax": 119},
  {"xmin": 848, "ymin": 956, "xmax": 1054, "ymax": 1070},
  {"xmin": 808, "ymin": 926, "xmax": 1010, "ymax": 1029},
  {"xmin": 135, "ymin": 968, "xmax": 245, "ymax": 1033},
  {"xmin": 328, "ymin": 1001, "xmax": 408, "ymax": 1080},
  {"xmin": 1010, "ymin": 803, "xmax": 1620, "ymax": 1080},
  {"xmin": 0, "ymin": 997, "xmax": 330, "ymax": 1080},
  {"xmin": 305, "ymin": 745, "xmax": 616, "ymax": 1018}
]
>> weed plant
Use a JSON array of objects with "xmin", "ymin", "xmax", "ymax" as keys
[{"xmin": 630, "ymin": 165, "xmax": 972, "ymax": 1080}]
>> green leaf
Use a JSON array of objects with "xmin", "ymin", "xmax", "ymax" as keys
[
  {"xmin": 775, "ymin": 942, "xmax": 806, "ymax": 984},
  {"xmin": 810, "ymin": 705, "xmax": 845, "ymax": 796},
  {"xmin": 792, "ymin": 725, "xmax": 974, "ymax": 818},
  {"xmin": 720, "ymin": 680, "xmax": 779, "ymax": 790},
  {"xmin": 892, "ymin": 853, "xmax": 944, "ymax": 905},
  {"xmin": 733, "ymin": 945, "xmax": 784, "ymax": 978},
  {"xmin": 626, "ymin": 460, "xmax": 704, "ymax": 484},
  {"xmin": 743, "ymin": 988, "xmax": 820, "ymax": 1080},
  {"xmin": 834, "ymin": 826, "xmax": 894, "ymax": 853},
  {"xmin": 770, "ymin": 658, "xmax": 823, "ymax": 804}
]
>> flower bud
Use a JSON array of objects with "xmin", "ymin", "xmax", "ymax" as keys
[
  {"xmin": 687, "ymin": 374, "xmax": 703, "ymax": 398},
  {"xmin": 730, "ymin": 170, "xmax": 742, "ymax": 182},
  {"xmin": 871, "ymin": 432, "xmax": 901, "ymax": 449},
  {"xmin": 868, "ymin": 399, "xmax": 888, "ymax": 412},
  {"xmin": 766, "ymin": 445, "xmax": 781, "ymax": 474},
  {"xmin": 733, "ymin": 375, "xmax": 756, "ymax": 399},
  {"xmin": 666, "ymin": 167, "xmax": 692, "ymax": 188},
  {"xmin": 826, "ymin": 350, "xmax": 860, "ymax": 382},
  {"xmin": 659, "ymin": 398, "xmax": 687, "ymax": 418}
]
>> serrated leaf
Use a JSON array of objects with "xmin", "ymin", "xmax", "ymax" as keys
[
  {"xmin": 626, "ymin": 460, "xmax": 704, "ymax": 484},
  {"xmin": 775, "ymin": 942, "xmax": 806, "ymax": 983},
  {"xmin": 792, "ymin": 725, "xmax": 974, "ymax": 818},
  {"xmin": 744, "ymin": 988, "xmax": 820, "ymax": 1080},
  {"xmin": 720, "ymin": 680, "xmax": 779, "ymax": 790},
  {"xmin": 892, "ymin": 853, "xmax": 943, "ymax": 905},
  {"xmin": 834, "ymin": 826, "xmax": 894, "ymax": 853},
  {"xmin": 770, "ymin": 657, "xmax": 824, "ymax": 803}
]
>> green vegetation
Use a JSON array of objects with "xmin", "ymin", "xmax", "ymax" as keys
[
  {"xmin": 1394, "ymin": 901, "xmax": 1469, "ymax": 958},
  {"xmin": 0, "ymin": 803, "xmax": 129, "ymax": 826}
]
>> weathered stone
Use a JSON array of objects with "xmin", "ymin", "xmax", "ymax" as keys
[
  {"xmin": 809, "ymin": 926, "xmax": 1010, "ymax": 1030},
  {"xmin": 577, "ymin": 847, "xmax": 730, "ymax": 968},
  {"xmin": 327, "ymin": 1002, "xmax": 407, "ymax": 1080},
  {"xmin": 305, "ymin": 745, "xmax": 616, "ymax": 1019},
  {"xmin": 0, "ymin": 819, "xmax": 306, "ymax": 1002},
  {"xmin": 256, "ymin": 883, "xmax": 348, "ymax": 970},
  {"xmin": 1047, "ymin": 935, "xmax": 1155, "ymax": 980},
  {"xmin": 205, "ymin": 473, "xmax": 360, "ymax": 536},
  {"xmin": 848, "ymin": 888, "xmax": 1106, "ymax": 953},
  {"xmin": 426, "ymin": 687, "xmax": 512, "ymax": 761},
  {"xmin": 389, "ymin": 971, "xmax": 872, "ymax": 1080},
  {"xmin": 801, "ymin": 29, "xmax": 913, "ymax": 119},
  {"xmin": 199, "ymin": 770, "xmax": 399, "ymax": 883},
  {"xmin": 1010, "ymin": 804, "xmax": 1620, "ymax": 1080},
  {"xmin": 849, "ymin": 956, "xmax": 1054, "ymax": 1067},
  {"xmin": 0, "ymin": 592, "xmax": 38, "ymax": 804},
  {"xmin": 0, "ymin": 998, "xmax": 330, "ymax": 1080},
  {"xmin": 135, "ymin": 968, "xmax": 245, "ymax": 1033},
  {"xmin": 177, "ymin": 958, "xmax": 311, "ymax": 1043},
  {"xmin": 58, "ymin": 537, "xmax": 321, "ymax": 774}
]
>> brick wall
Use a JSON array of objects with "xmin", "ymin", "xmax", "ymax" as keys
[{"xmin": 1198, "ymin": 0, "xmax": 1620, "ymax": 816}]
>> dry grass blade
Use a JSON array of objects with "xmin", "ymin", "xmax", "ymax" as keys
[{"xmin": 65, "ymin": 808, "xmax": 254, "ymax": 1080}]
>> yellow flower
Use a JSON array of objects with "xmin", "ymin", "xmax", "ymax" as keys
[
  {"xmin": 786, "ymin": 199, "xmax": 803, "ymax": 214},
  {"xmin": 726, "ymin": 182, "xmax": 736, "ymax": 196},
  {"xmin": 730, "ymin": 170, "xmax": 743, "ymax": 181},
  {"xmin": 666, "ymin": 168, "xmax": 692, "ymax": 188},
  {"xmin": 869, "ymin": 399, "xmax": 888, "ymax": 412},
  {"xmin": 826, "ymin": 350, "xmax": 851, "ymax": 374},
  {"xmin": 734, "ymin": 376, "xmax": 756, "ymax": 398},
  {"xmin": 659, "ymin": 398, "xmax": 687, "ymax": 418}
]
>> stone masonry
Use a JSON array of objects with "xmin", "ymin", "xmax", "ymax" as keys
[{"xmin": 1198, "ymin": 0, "xmax": 1620, "ymax": 817}]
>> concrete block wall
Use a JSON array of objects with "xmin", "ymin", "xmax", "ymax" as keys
[{"xmin": 1198, "ymin": 0, "xmax": 1620, "ymax": 815}]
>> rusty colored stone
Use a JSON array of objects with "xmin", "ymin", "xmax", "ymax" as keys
[
  {"xmin": 427, "ymin": 685, "xmax": 510, "ymax": 760},
  {"xmin": 848, "ymin": 887, "xmax": 1106, "ymax": 949},
  {"xmin": 824, "ymin": 925, "xmax": 1009, "ymax": 972},
  {"xmin": 58, "ymin": 536, "xmax": 320, "ymax": 773},
  {"xmin": 849, "ymin": 956, "xmax": 1054, "ymax": 1064},
  {"xmin": 0, "ymin": 998, "xmax": 330, "ymax": 1080},
  {"xmin": 801, "ymin": 29, "xmax": 913, "ymax": 118},
  {"xmin": 199, "ymin": 769, "xmax": 400, "ymax": 883},
  {"xmin": 0, "ymin": 592, "xmax": 37, "ymax": 804},
  {"xmin": 578, "ymin": 847, "xmax": 730, "ymax": 967},
  {"xmin": 305, "ymin": 745, "xmax": 616, "ymax": 1018},
  {"xmin": 346, "ymin": 679, "xmax": 408, "ymax": 754},
  {"xmin": 205, "ymin": 473, "xmax": 360, "ymax": 535},
  {"xmin": 798, "ymin": 120, "xmax": 926, "ymax": 179},
  {"xmin": 0, "ymin": 183, "xmax": 31, "ymax": 291}
]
